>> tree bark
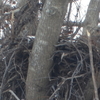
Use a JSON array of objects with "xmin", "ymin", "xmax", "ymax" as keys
[
  {"xmin": 83, "ymin": 0, "xmax": 100, "ymax": 35},
  {"xmin": 0, "ymin": 0, "xmax": 2, "ymax": 6},
  {"xmin": 26, "ymin": 0, "xmax": 68, "ymax": 100},
  {"xmin": 17, "ymin": 0, "xmax": 28, "ymax": 7},
  {"xmin": 83, "ymin": 0, "xmax": 100, "ymax": 100}
]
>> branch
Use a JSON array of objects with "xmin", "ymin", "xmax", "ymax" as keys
[
  {"xmin": 9, "ymin": 90, "xmax": 20, "ymax": 100},
  {"xmin": 4, "ymin": 8, "xmax": 21, "ymax": 15},
  {"xmin": 63, "ymin": 18, "xmax": 100, "ymax": 27},
  {"xmin": 87, "ymin": 30, "xmax": 99, "ymax": 100}
]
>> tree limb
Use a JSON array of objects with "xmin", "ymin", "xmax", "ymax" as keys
[{"xmin": 87, "ymin": 30, "xmax": 99, "ymax": 100}]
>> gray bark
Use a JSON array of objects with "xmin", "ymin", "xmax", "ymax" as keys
[
  {"xmin": 83, "ymin": 0, "xmax": 100, "ymax": 35},
  {"xmin": 17, "ymin": 0, "xmax": 28, "ymax": 7},
  {"xmin": 0, "ymin": 0, "xmax": 2, "ymax": 6},
  {"xmin": 26, "ymin": 0, "xmax": 68, "ymax": 100},
  {"xmin": 83, "ymin": 0, "xmax": 100, "ymax": 100}
]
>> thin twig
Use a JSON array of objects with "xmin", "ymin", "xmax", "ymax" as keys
[
  {"xmin": 9, "ymin": 89, "xmax": 20, "ymax": 100},
  {"xmin": 48, "ymin": 80, "xmax": 65, "ymax": 100},
  {"xmin": 62, "ymin": 73, "xmax": 86, "ymax": 81},
  {"xmin": 67, "ymin": 1, "xmax": 72, "ymax": 22},
  {"xmin": 0, "ymin": 52, "xmax": 15, "ymax": 100},
  {"xmin": 87, "ymin": 30, "xmax": 99, "ymax": 100},
  {"xmin": 2, "ymin": 89, "xmax": 20, "ymax": 100},
  {"xmin": 48, "ymin": 73, "xmax": 86, "ymax": 100},
  {"xmin": 4, "ymin": 8, "xmax": 21, "ymax": 15}
]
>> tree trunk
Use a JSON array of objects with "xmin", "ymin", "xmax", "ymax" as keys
[
  {"xmin": 83, "ymin": 0, "xmax": 100, "ymax": 100},
  {"xmin": 83, "ymin": 0, "xmax": 100, "ymax": 35},
  {"xmin": 26, "ymin": 0, "xmax": 68, "ymax": 100}
]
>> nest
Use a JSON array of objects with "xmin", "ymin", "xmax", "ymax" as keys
[
  {"xmin": 48, "ymin": 37, "xmax": 100, "ymax": 100},
  {"xmin": 0, "ymin": 36, "xmax": 34, "ymax": 100},
  {"xmin": 0, "ymin": 34, "xmax": 100, "ymax": 100}
]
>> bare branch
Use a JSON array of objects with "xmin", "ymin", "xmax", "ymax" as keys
[
  {"xmin": 87, "ymin": 30, "xmax": 99, "ymax": 100},
  {"xmin": 63, "ymin": 18, "xmax": 100, "ymax": 27},
  {"xmin": 9, "ymin": 90, "xmax": 20, "ymax": 100}
]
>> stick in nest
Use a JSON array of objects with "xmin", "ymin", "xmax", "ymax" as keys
[{"xmin": 87, "ymin": 30, "xmax": 99, "ymax": 100}]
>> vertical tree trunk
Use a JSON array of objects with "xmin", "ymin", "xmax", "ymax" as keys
[
  {"xmin": 83, "ymin": 0, "xmax": 100, "ymax": 100},
  {"xmin": 83, "ymin": 0, "xmax": 100, "ymax": 35},
  {"xmin": 26, "ymin": 0, "xmax": 68, "ymax": 100}
]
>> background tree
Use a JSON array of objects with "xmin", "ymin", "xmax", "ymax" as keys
[{"xmin": 83, "ymin": 0, "xmax": 100, "ymax": 100}]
